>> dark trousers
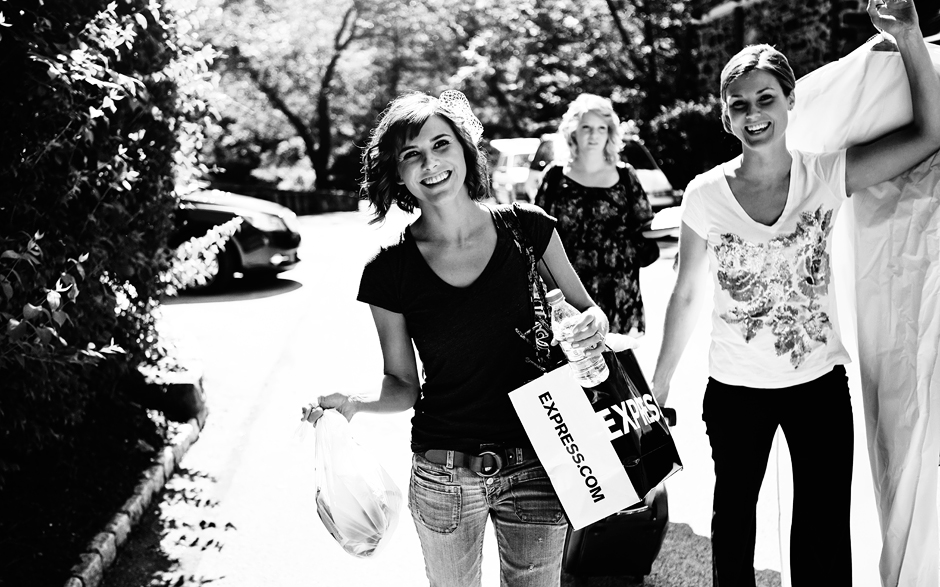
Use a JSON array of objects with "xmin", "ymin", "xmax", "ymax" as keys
[{"xmin": 703, "ymin": 366, "xmax": 853, "ymax": 587}]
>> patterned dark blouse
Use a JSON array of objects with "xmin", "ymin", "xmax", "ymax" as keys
[{"xmin": 535, "ymin": 163, "xmax": 655, "ymax": 334}]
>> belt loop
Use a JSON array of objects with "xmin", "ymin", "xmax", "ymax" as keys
[{"xmin": 446, "ymin": 450, "xmax": 454, "ymax": 469}]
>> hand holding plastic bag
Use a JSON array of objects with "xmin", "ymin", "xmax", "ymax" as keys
[{"xmin": 300, "ymin": 408, "xmax": 402, "ymax": 558}]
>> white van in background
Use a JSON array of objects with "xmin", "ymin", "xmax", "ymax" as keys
[{"xmin": 490, "ymin": 138, "xmax": 540, "ymax": 204}]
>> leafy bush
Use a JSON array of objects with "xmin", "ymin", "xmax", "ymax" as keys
[
  {"xmin": 642, "ymin": 95, "xmax": 742, "ymax": 192},
  {"xmin": 163, "ymin": 216, "xmax": 242, "ymax": 296},
  {"xmin": 0, "ymin": 0, "xmax": 214, "ymax": 489}
]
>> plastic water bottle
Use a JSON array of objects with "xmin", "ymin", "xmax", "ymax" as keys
[{"xmin": 546, "ymin": 289, "xmax": 609, "ymax": 387}]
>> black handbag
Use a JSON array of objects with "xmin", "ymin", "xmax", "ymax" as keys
[
  {"xmin": 562, "ymin": 348, "xmax": 678, "ymax": 578},
  {"xmin": 636, "ymin": 233, "xmax": 661, "ymax": 268}
]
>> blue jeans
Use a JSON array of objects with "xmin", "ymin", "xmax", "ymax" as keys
[
  {"xmin": 703, "ymin": 366, "xmax": 853, "ymax": 586},
  {"xmin": 409, "ymin": 453, "xmax": 567, "ymax": 587}
]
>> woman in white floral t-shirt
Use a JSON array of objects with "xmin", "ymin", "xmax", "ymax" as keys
[{"xmin": 650, "ymin": 1, "xmax": 940, "ymax": 584}]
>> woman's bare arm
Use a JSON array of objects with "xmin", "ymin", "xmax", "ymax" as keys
[{"xmin": 846, "ymin": 0, "xmax": 940, "ymax": 194}]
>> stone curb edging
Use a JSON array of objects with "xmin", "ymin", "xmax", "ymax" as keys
[{"xmin": 64, "ymin": 397, "xmax": 209, "ymax": 587}]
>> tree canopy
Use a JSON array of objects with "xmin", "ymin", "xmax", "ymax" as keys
[{"xmin": 199, "ymin": 0, "xmax": 696, "ymax": 189}]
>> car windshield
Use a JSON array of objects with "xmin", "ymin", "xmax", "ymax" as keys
[
  {"xmin": 530, "ymin": 142, "xmax": 556, "ymax": 170},
  {"xmin": 621, "ymin": 141, "xmax": 656, "ymax": 170},
  {"xmin": 510, "ymin": 153, "xmax": 534, "ymax": 168}
]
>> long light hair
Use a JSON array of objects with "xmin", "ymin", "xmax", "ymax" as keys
[{"xmin": 558, "ymin": 93, "xmax": 624, "ymax": 163}]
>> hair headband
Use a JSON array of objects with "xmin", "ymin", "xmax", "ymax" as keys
[{"xmin": 438, "ymin": 90, "xmax": 484, "ymax": 144}]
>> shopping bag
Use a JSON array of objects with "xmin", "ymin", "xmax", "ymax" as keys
[
  {"xmin": 309, "ymin": 410, "xmax": 402, "ymax": 558},
  {"xmin": 510, "ymin": 348, "xmax": 682, "ymax": 530}
]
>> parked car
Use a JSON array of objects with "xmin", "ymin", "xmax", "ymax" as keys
[
  {"xmin": 489, "ymin": 137, "xmax": 540, "ymax": 204},
  {"xmin": 523, "ymin": 133, "xmax": 683, "ymax": 211},
  {"xmin": 171, "ymin": 189, "xmax": 302, "ymax": 291}
]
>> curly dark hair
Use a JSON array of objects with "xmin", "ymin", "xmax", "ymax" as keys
[{"xmin": 360, "ymin": 92, "xmax": 490, "ymax": 223}]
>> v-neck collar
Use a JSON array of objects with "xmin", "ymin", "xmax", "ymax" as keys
[
  {"xmin": 403, "ymin": 206, "xmax": 503, "ymax": 290},
  {"xmin": 718, "ymin": 152, "xmax": 797, "ymax": 229}
]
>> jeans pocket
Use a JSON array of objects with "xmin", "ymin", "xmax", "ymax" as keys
[
  {"xmin": 508, "ymin": 465, "xmax": 565, "ymax": 525},
  {"xmin": 410, "ymin": 464, "xmax": 461, "ymax": 534},
  {"xmin": 412, "ymin": 454, "xmax": 453, "ymax": 485}
]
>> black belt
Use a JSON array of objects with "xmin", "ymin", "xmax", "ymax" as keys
[{"xmin": 423, "ymin": 447, "xmax": 539, "ymax": 477}]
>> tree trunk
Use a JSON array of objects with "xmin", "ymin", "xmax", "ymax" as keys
[
  {"xmin": 603, "ymin": 0, "xmax": 648, "ymax": 93},
  {"xmin": 309, "ymin": 3, "xmax": 360, "ymax": 188},
  {"xmin": 486, "ymin": 71, "xmax": 525, "ymax": 137},
  {"xmin": 230, "ymin": 47, "xmax": 318, "ymax": 173},
  {"xmin": 638, "ymin": 0, "xmax": 660, "ymax": 122}
]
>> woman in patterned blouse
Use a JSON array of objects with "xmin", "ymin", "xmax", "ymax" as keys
[{"xmin": 534, "ymin": 93, "xmax": 657, "ymax": 337}]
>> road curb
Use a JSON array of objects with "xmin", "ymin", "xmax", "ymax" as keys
[{"xmin": 64, "ymin": 384, "xmax": 209, "ymax": 587}]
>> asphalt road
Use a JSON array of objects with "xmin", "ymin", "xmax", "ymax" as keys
[{"xmin": 101, "ymin": 202, "xmax": 889, "ymax": 587}]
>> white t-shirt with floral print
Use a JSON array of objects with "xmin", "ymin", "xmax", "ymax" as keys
[{"xmin": 681, "ymin": 149, "xmax": 852, "ymax": 388}]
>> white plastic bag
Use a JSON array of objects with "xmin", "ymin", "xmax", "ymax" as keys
[{"xmin": 307, "ymin": 410, "xmax": 402, "ymax": 558}]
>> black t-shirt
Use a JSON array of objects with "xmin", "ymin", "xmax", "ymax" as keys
[{"xmin": 357, "ymin": 203, "xmax": 561, "ymax": 453}]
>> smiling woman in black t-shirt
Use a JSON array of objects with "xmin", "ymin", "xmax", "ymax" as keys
[{"xmin": 307, "ymin": 90, "xmax": 609, "ymax": 587}]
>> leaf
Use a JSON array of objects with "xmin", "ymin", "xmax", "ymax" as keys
[
  {"xmin": 52, "ymin": 311, "xmax": 67, "ymax": 326},
  {"xmin": 135, "ymin": 13, "xmax": 148, "ymax": 28},
  {"xmin": 1, "ymin": 281, "xmax": 12, "ymax": 300},
  {"xmin": 7, "ymin": 319, "xmax": 27, "ymax": 343},
  {"xmin": 55, "ymin": 276, "xmax": 74, "ymax": 292},
  {"xmin": 26, "ymin": 239, "xmax": 42, "ymax": 258},
  {"xmin": 1, "ymin": 250, "xmax": 21, "ymax": 260},
  {"xmin": 22, "ymin": 303, "xmax": 42, "ymax": 320},
  {"xmin": 37, "ymin": 326, "xmax": 54, "ymax": 345},
  {"xmin": 46, "ymin": 291, "xmax": 61, "ymax": 311}
]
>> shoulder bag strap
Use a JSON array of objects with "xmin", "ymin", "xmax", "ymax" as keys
[{"xmin": 505, "ymin": 204, "xmax": 557, "ymax": 371}]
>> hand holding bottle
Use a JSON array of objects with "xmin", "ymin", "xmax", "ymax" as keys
[
  {"xmin": 551, "ymin": 303, "xmax": 608, "ymax": 359},
  {"xmin": 547, "ymin": 289, "xmax": 610, "ymax": 386}
]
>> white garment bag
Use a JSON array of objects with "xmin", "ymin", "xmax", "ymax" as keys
[{"xmin": 788, "ymin": 36, "xmax": 940, "ymax": 587}]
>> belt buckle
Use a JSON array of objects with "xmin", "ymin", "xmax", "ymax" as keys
[{"xmin": 478, "ymin": 450, "xmax": 503, "ymax": 477}]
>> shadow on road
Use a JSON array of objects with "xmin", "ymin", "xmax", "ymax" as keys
[
  {"xmin": 101, "ymin": 466, "xmax": 234, "ymax": 587},
  {"xmin": 164, "ymin": 276, "xmax": 303, "ymax": 305}
]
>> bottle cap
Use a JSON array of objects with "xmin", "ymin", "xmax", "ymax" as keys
[{"xmin": 546, "ymin": 289, "xmax": 564, "ymax": 305}]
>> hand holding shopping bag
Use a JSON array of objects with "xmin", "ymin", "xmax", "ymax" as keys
[{"xmin": 299, "ymin": 407, "xmax": 402, "ymax": 558}]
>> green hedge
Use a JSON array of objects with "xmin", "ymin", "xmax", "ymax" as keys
[
  {"xmin": 0, "ymin": 0, "xmax": 213, "ymax": 488},
  {"xmin": 642, "ymin": 95, "xmax": 742, "ymax": 192}
]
